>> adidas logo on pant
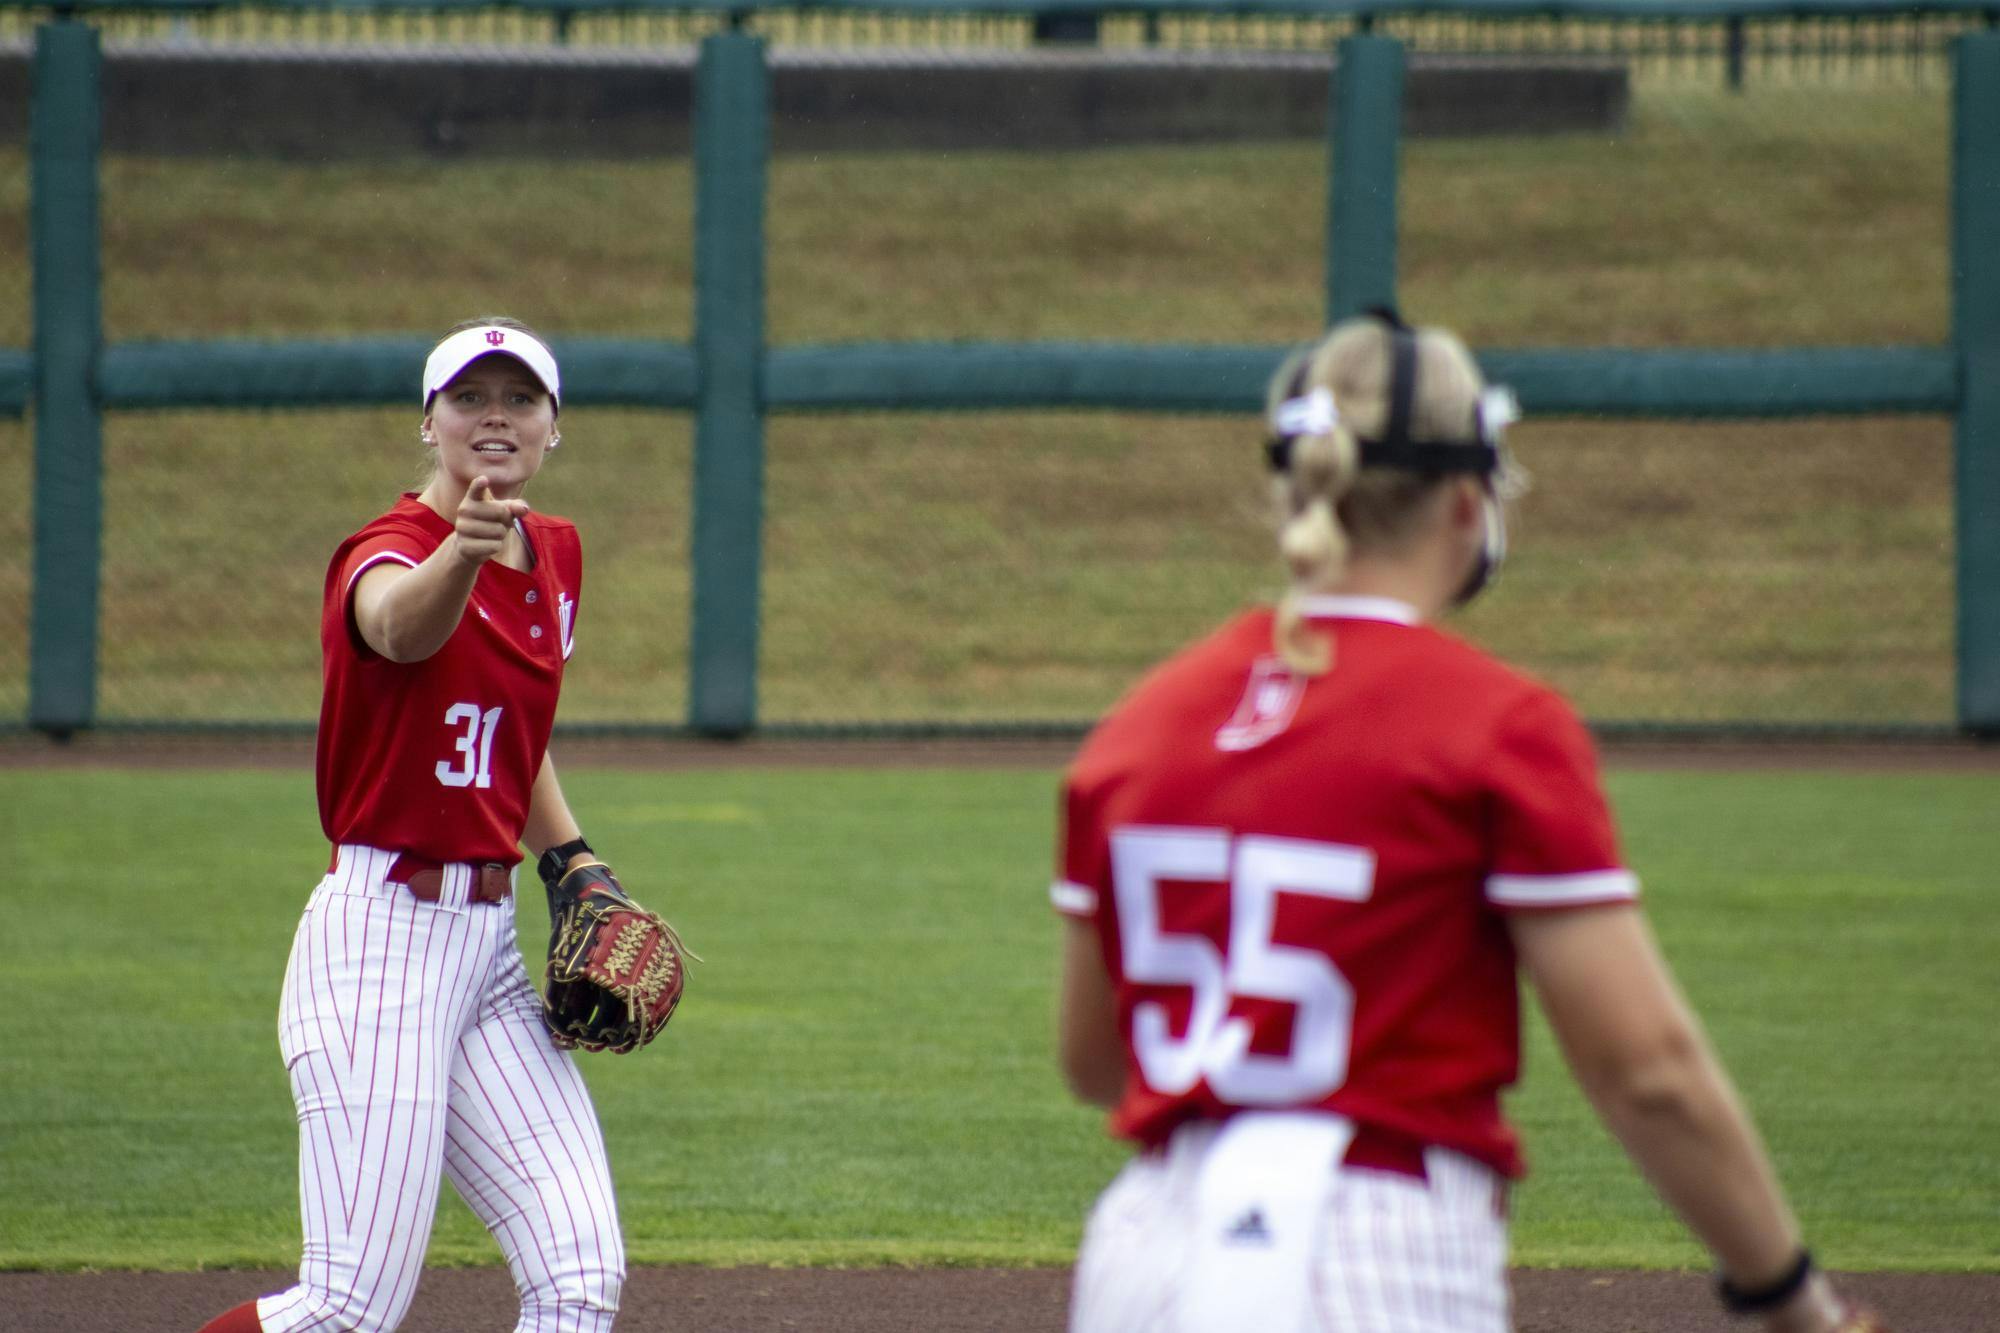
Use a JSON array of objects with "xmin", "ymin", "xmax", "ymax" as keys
[{"xmin": 1223, "ymin": 1207, "xmax": 1272, "ymax": 1245}]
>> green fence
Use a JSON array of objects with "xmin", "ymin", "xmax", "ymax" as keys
[{"xmin": 7, "ymin": 2, "xmax": 1999, "ymax": 738}]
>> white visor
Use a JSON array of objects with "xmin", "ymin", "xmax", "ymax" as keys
[{"xmin": 422, "ymin": 325, "xmax": 561, "ymax": 412}]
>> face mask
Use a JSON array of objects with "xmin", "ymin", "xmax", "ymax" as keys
[{"xmin": 1454, "ymin": 489, "xmax": 1507, "ymax": 607}]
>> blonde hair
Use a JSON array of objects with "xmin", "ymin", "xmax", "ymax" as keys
[{"xmin": 1264, "ymin": 318, "xmax": 1488, "ymax": 674}]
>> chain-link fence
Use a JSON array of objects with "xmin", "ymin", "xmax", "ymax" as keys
[
  {"xmin": 1462, "ymin": 417, "xmax": 1954, "ymax": 727},
  {"xmin": 1, "ymin": 12, "xmax": 1974, "ymax": 734},
  {"xmin": 73, "ymin": 71, "xmax": 700, "ymax": 726},
  {"xmin": 89, "ymin": 407, "xmax": 690, "ymax": 726},
  {"xmin": 754, "ymin": 410, "xmax": 1954, "ymax": 731},
  {"xmin": 746, "ymin": 77, "xmax": 1956, "ymax": 729}
]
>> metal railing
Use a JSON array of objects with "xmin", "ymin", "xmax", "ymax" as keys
[{"xmin": 2, "ymin": 1, "xmax": 1996, "ymax": 89}]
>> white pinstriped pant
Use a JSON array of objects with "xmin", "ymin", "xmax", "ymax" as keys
[
  {"xmin": 258, "ymin": 846, "xmax": 625, "ymax": 1333},
  {"xmin": 1071, "ymin": 1115, "xmax": 1510, "ymax": 1333}
]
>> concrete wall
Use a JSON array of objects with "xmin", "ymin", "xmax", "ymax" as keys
[{"xmin": 0, "ymin": 42, "xmax": 1627, "ymax": 157}]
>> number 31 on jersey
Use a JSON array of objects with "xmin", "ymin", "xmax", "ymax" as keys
[
  {"xmin": 1111, "ymin": 826, "xmax": 1375, "ymax": 1106},
  {"xmin": 436, "ymin": 702, "xmax": 504, "ymax": 789}
]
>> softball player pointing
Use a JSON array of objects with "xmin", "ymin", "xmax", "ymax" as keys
[
  {"xmin": 1054, "ymin": 313, "xmax": 1883, "ymax": 1333},
  {"xmin": 201, "ymin": 318, "xmax": 625, "ymax": 1333}
]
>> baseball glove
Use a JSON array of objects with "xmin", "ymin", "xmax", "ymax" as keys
[{"xmin": 541, "ymin": 861, "xmax": 694, "ymax": 1054}]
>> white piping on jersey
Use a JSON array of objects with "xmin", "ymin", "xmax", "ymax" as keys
[
  {"xmin": 1484, "ymin": 869, "xmax": 1640, "ymax": 907},
  {"xmin": 1051, "ymin": 880, "xmax": 1099, "ymax": 915},
  {"xmin": 513, "ymin": 516, "xmax": 540, "ymax": 571},
  {"xmin": 344, "ymin": 549, "xmax": 420, "ymax": 593},
  {"xmin": 1060, "ymin": 867, "xmax": 1635, "ymax": 915},
  {"xmin": 1294, "ymin": 594, "xmax": 1421, "ymax": 625}
]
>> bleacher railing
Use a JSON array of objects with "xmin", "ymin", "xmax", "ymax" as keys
[{"xmin": 4, "ymin": 0, "xmax": 1997, "ymax": 93}]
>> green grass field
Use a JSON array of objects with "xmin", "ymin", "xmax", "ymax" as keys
[
  {"xmin": 0, "ymin": 85, "xmax": 1960, "ymax": 729},
  {"xmin": 1, "ymin": 762, "xmax": 1992, "ymax": 1273}
]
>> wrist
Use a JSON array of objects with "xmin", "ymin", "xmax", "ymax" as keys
[
  {"xmin": 537, "ymin": 837, "xmax": 594, "ymax": 889},
  {"xmin": 1720, "ymin": 1249, "xmax": 1814, "ymax": 1317},
  {"xmin": 447, "ymin": 533, "xmax": 486, "ymax": 568}
]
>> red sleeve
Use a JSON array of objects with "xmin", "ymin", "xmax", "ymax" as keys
[
  {"xmin": 326, "ymin": 523, "xmax": 430, "ymax": 658},
  {"xmin": 1050, "ymin": 775, "xmax": 1106, "ymax": 920},
  {"xmin": 337, "ymin": 528, "xmax": 426, "ymax": 603},
  {"xmin": 1481, "ymin": 688, "xmax": 1639, "ymax": 912}
]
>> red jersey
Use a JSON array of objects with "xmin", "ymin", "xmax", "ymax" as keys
[
  {"xmin": 1054, "ymin": 595, "xmax": 1637, "ymax": 1178},
  {"xmin": 316, "ymin": 495, "xmax": 583, "ymax": 867}
]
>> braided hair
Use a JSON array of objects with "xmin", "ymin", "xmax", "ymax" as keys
[{"xmin": 1263, "ymin": 316, "xmax": 1495, "ymax": 674}]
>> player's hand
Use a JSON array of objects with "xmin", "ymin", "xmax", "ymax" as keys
[{"xmin": 452, "ymin": 475, "xmax": 530, "ymax": 567}]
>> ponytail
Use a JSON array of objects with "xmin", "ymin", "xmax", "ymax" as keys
[{"xmin": 1264, "ymin": 339, "xmax": 1365, "ymax": 674}]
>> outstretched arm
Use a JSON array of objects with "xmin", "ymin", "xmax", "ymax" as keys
[
  {"xmin": 1510, "ymin": 904, "xmax": 1858, "ymax": 1332},
  {"xmin": 352, "ymin": 477, "xmax": 527, "ymax": 662}
]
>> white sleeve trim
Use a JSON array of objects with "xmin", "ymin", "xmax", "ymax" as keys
[
  {"xmin": 1485, "ymin": 869, "xmax": 1640, "ymax": 908},
  {"xmin": 1051, "ymin": 880, "xmax": 1099, "ymax": 915},
  {"xmin": 344, "ymin": 549, "xmax": 420, "ymax": 593}
]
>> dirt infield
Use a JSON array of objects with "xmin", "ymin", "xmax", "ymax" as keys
[{"xmin": 4, "ymin": 1265, "xmax": 1994, "ymax": 1331}]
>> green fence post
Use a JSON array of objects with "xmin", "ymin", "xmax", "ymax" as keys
[
  {"xmin": 688, "ymin": 31, "xmax": 769, "ymax": 737},
  {"xmin": 1328, "ymin": 35, "xmax": 1404, "ymax": 323},
  {"xmin": 28, "ymin": 21, "xmax": 103, "ymax": 737},
  {"xmin": 1953, "ymin": 33, "xmax": 2000, "ymax": 734}
]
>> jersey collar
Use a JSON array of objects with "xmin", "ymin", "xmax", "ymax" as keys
[
  {"xmin": 1294, "ymin": 594, "xmax": 1422, "ymax": 626},
  {"xmin": 397, "ymin": 492, "xmax": 453, "ymax": 535}
]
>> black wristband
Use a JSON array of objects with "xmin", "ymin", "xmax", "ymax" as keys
[
  {"xmin": 1717, "ymin": 1250, "xmax": 1814, "ymax": 1314},
  {"xmin": 537, "ymin": 837, "xmax": 593, "ymax": 889}
]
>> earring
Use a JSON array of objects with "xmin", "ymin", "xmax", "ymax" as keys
[
  {"xmin": 420, "ymin": 428, "xmax": 436, "ymax": 446},
  {"xmin": 548, "ymin": 431, "xmax": 563, "ymax": 451}
]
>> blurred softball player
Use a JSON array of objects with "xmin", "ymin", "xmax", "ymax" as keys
[
  {"xmin": 200, "ymin": 318, "xmax": 625, "ymax": 1333},
  {"xmin": 1053, "ymin": 312, "xmax": 1884, "ymax": 1333}
]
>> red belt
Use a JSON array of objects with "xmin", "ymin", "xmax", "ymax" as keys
[
  {"xmin": 1146, "ymin": 1119, "xmax": 1433, "ymax": 1184},
  {"xmin": 1342, "ymin": 1123, "xmax": 1430, "ymax": 1183},
  {"xmin": 388, "ymin": 852, "xmax": 513, "ymax": 905}
]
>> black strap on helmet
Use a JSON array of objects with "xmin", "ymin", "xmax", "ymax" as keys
[
  {"xmin": 1379, "ymin": 307, "xmax": 1420, "ymax": 453},
  {"xmin": 1266, "ymin": 307, "xmax": 1503, "ymax": 476},
  {"xmin": 1359, "ymin": 306, "xmax": 1498, "ymax": 474}
]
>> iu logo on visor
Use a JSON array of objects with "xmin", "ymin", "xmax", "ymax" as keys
[{"xmin": 486, "ymin": 330, "xmax": 506, "ymax": 346}]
